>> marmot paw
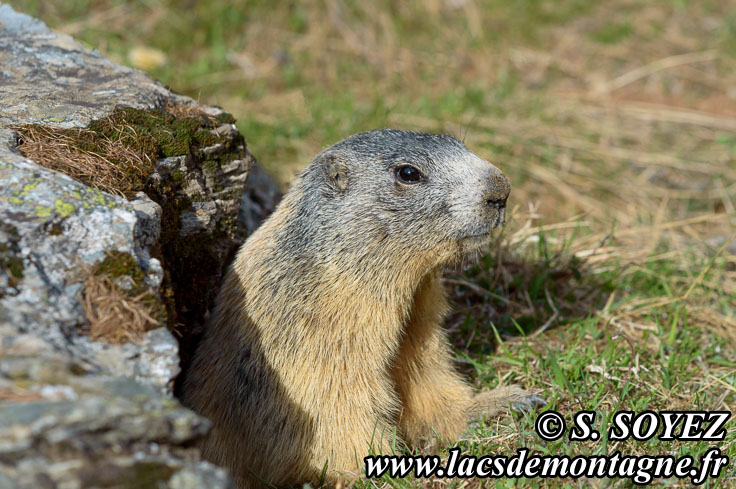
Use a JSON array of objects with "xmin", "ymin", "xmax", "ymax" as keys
[{"xmin": 470, "ymin": 384, "xmax": 546, "ymax": 419}]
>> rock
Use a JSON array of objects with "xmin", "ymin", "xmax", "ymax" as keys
[
  {"xmin": 0, "ymin": 321, "xmax": 235, "ymax": 488},
  {"xmin": 0, "ymin": 3, "xmax": 256, "ymax": 486},
  {"xmin": 0, "ymin": 157, "xmax": 171, "ymax": 387},
  {"xmin": 0, "ymin": 368, "xmax": 236, "ymax": 489},
  {"xmin": 1, "ymin": 1, "xmax": 256, "ymax": 359},
  {"xmin": 0, "ymin": 3, "xmax": 168, "ymax": 126}
]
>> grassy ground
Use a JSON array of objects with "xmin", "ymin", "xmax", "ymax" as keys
[{"xmin": 7, "ymin": 0, "xmax": 736, "ymax": 487}]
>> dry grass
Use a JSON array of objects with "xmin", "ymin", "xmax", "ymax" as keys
[
  {"xmin": 81, "ymin": 273, "xmax": 161, "ymax": 344},
  {"xmin": 11, "ymin": 122, "xmax": 153, "ymax": 199},
  {"xmin": 10, "ymin": 101, "xmax": 226, "ymax": 199},
  {"xmin": 164, "ymin": 99, "xmax": 209, "ymax": 120}
]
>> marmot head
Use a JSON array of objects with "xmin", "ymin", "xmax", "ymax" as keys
[{"xmin": 290, "ymin": 129, "xmax": 510, "ymax": 271}]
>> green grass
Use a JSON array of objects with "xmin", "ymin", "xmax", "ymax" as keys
[
  {"xmin": 358, "ymin": 225, "xmax": 736, "ymax": 488},
  {"xmin": 6, "ymin": 0, "xmax": 736, "ymax": 487},
  {"xmin": 591, "ymin": 22, "xmax": 634, "ymax": 44}
]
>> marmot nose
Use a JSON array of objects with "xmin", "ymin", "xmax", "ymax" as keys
[{"xmin": 484, "ymin": 173, "xmax": 510, "ymax": 210}]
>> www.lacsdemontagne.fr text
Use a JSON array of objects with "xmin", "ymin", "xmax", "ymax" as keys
[{"xmin": 364, "ymin": 447, "xmax": 729, "ymax": 485}]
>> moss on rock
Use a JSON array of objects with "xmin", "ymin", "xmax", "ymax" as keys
[
  {"xmin": 214, "ymin": 112, "xmax": 236, "ymax": 124},
  {"xmin": 95, "ymin": 251, "xmax": 146, "ymax": 287},
  {"xmin": 12, "ymin": 104, "xmax": 237, "ymax": 199},
  {"xmin": 84, "ymin": 251, "xmax": 166, "ymax": 342},
  {"xmin": 88, "ymin": 107, "xmax": 202, "ymax": 159},
  {"xmin": 94, "ymin": 251, "xmax": 166, "ymax": 325}
]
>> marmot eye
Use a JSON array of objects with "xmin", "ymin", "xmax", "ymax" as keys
[{"xmin": 396, "ymin": 165, "xmax": 422, "ymax": 184}]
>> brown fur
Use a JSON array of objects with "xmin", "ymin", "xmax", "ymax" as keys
[{"xmin": 180, "ymin": 130, "xmax": 540, "ymax": 488}]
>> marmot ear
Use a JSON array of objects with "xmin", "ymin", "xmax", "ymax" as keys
[{"xmin": 320, "ymin": 153, "xmax": 349, "ymax": 192}]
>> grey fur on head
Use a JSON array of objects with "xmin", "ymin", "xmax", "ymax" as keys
[{"xmin": 286, "ymin": 129, "xmax": 510, "ymax": 268}]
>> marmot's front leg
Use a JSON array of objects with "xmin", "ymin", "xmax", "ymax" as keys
[
  {"xmin": 391, "ymin": 272, "xmax": 473, "ymax": 445},
  {"xmin": 392, "ymin": 323, "xmax": 476, "ymax": 446},
  {"xmin": 393, "ymin": 324, "xmax": 543, "ymax": 445},
  {"xmin": 392, "ymin": 272, "xmax": 543, "ymax": 446}
]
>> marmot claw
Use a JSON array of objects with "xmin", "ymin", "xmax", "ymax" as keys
[{"xmin": 509, "ymin": 393, "xmax": 547, "ymax": 412}]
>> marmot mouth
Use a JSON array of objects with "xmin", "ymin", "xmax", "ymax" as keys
[
  {"xmin": 458, "ymin": 233, "xmax": 493, "ymax": 254},
  {"xmin": 460, "ymin": 232, "xmax": 493, "ymax": 245}
]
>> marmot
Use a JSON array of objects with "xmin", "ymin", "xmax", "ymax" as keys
[{"xmin": 180, "ymin": 129, "xmax": 543, "ymax": 488}]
